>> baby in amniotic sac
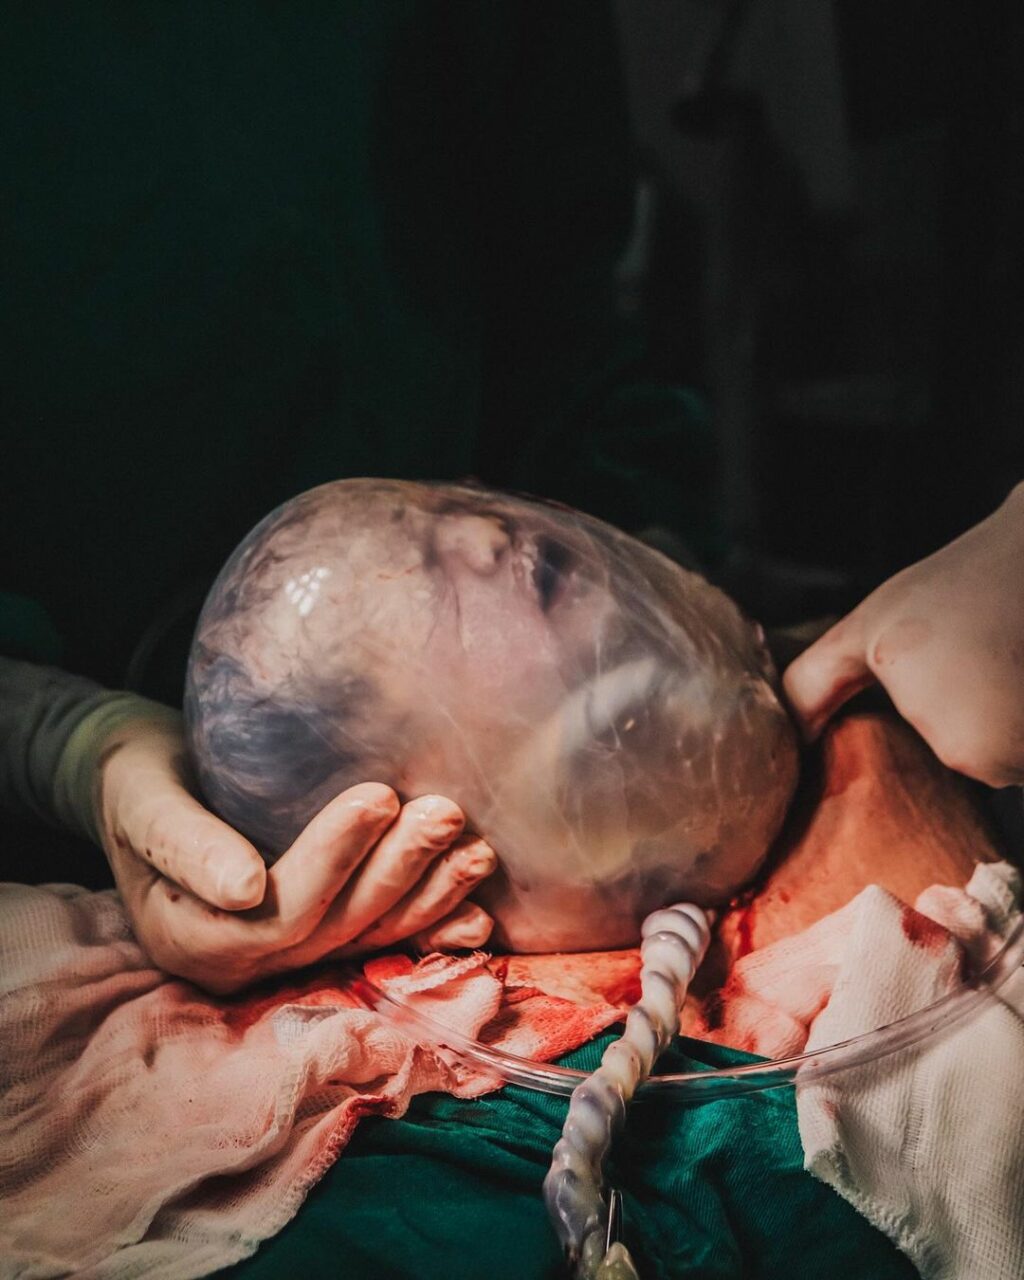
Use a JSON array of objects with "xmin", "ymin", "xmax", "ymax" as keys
[{"xmin": 185, "ymin": 478, "xmax": 798, "ymax": 953}]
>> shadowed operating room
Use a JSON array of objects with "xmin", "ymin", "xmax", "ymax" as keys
[{"xmin": 2, "ymin": 4, "xmax": 1023, "ymax": 1278}]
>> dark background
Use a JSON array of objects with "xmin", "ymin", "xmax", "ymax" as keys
[{"xmin": 2, "ymin": 0, "xmax": 1023, "ymax": 693}]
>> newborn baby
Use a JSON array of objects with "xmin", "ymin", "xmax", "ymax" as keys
[{"xmin": 185, "ymin": 479, "xmax": 798, "ymax": 951}]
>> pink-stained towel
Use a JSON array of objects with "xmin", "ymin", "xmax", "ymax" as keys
[
  {"xmin": 0, "ymin": 882, "xmax": 624, "ymax": 1280},
  {"xmin": 8, "ymin": 862, "xmax": 1020, "ymax": 1280}
]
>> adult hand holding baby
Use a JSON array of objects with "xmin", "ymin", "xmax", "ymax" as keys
[
  {"xmin": 785, "ymin": 481, "xmax": 1024, "ymax": 787},
  {"xmin": 82, "ymin": 699, "xmax": 496, "ymax": 994}
]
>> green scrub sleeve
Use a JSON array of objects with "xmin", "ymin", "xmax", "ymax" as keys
[{"xmin": 0, "ymin": 657, "xmax": 174, "ymax": 845}]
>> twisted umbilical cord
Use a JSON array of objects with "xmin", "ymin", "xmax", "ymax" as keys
[{"xmin": 542, "ymin": 903, "xmax": 712, "ymax": 1279}]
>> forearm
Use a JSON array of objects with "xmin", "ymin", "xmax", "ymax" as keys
[{"xmin": 0, "ymin": 657, "xmax": 170, "ymax": 843}]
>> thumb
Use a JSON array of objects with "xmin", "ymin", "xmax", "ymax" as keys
[
  {"xmin": 128, "ymin": 783, "xmax": 269, "ymax": 910},
  {"xmin": 782, "ymin": 612, "xmax": 874, "ymax": 741},
  {"xmin": 94, "ymin": 704, "xmax": 268, "ymax": 910}
]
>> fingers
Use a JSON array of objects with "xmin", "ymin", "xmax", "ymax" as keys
[
  {"xmin": 782, "ymin": 612, "xmax": 874, "ymax": 741},
  {"xmin": 263, "ymin": 783, "xmax": 401, "ymax": 936},
  {"xmin": 127, "ymin": 785, "xmax": 407, "ymax": 990},
  {"xmin": 121, "ymin": 786, "xmax": 493, "ymax": 993},
  {"xmin": 409, "ymin": 900, "xmax": 495, "ymax": 952},
  {"xmin": 311, "ymin": 795, "xmax": 465, "ymax": 945},
  {"xmin": 340, "ymin": 833, "xmax": 497, "ymax": 953},
  {"xmin": 120, "ymin": 780, "xmax": 496, "ymax": 993}
]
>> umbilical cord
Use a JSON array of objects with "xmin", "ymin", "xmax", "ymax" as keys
[{"xmin": 542, "ymin": 903, "xmax": 712, "ymax": 1279}]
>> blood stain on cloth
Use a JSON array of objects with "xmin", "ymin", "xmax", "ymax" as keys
[{"xmin": 899, "ymin": 906, "xmax": 949, "ymax": 954}]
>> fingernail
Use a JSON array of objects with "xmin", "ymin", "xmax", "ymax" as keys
[
  {"xmin": 408, "ymin": 795, "xmax": 464, "ymax": 837},
  {"xmin": 216, "ymin": 860, "xmax": 265, "ymax": 909},
  {"xmin": 342, "ymin": 801, "xmax": 398, "ymax": 831},
  {"xmin": 411, "ymin": 795, "xmax": 445, "ymax": 817},
  {"xmin": 344, "ymin": 782, "xmax": 399, "ymax": 818}
]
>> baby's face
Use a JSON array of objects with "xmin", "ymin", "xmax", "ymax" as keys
[
  {"xmin": 187, "ymin": 480, "xmax": 798, "ymax": 951},
  {"xmin": 221, "ymin": 487, "xmax": 635, "ymax": 714}
]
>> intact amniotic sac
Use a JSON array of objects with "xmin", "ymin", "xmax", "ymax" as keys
[{"xmin": 185, "ymin": 479, "xmax": 799, "ymax": 951}]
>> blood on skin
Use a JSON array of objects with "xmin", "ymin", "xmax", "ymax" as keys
[
  {"xmin": 727, "ymin": 885, "xmax": 759, "ymax": 959},
  {"xmin": 735, "ymin": 901, "xmax": 756, "ymax": 959},
  {"xmin": 615, "ymin": 969, "xmax": 644, "ymax": 1007}
]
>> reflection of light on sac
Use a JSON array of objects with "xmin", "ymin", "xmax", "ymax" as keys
[
  {"xmin": 283, "ymin": 566, "xmax": 330, "ymax": 617},
  {"xmin": 185, "ymin": 479, "xmax": 799, "ymax": 953}
]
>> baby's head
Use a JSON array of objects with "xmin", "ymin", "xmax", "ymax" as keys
[{"xmin": 185, "ymin": 479, "xmax": 798, "ymax": 950}]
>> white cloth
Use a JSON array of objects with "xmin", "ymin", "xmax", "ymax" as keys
[
  {"xmin": 5, "ymin": 867, "xmax": 1021, "ymax": 1279},
  {"xmin": 0, "ymin": 883, "xmax": 468, "ymax": 1280},
  {"xmin": 695, "ymin": 860, "xmax": 1024, "ymax": 1278},
  {"xmin": 0, "ymin": 881, "xmax": 621, "ymax": 1279},
  {"xmin": 798, "ymin": 861, "xmax": 1024, "ymax": 1280}
]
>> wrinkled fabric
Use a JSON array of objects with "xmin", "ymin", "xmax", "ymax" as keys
[
  {"xmin": 800, "ymin": 862, "xmax": 1024, "ymax": 1280},
  {"xmin": 220, "ymin": 1034, "xmax": 918, "ymax": 1280},
  {"xmin": 694, "ymin": 861, "xmax": 1024, "ymax": 1280},
  {"xmin": 7, "ymin": 865, "xmax": 1018, "ymax": 1279},
  {"xmin": 0, "ymin": 883, "xmax": 622, "ymax": 1279}
]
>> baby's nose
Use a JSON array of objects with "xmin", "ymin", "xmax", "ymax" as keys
[{"xmin": 434, "ymin": 514, "xmax": 510, "ymax": 575}]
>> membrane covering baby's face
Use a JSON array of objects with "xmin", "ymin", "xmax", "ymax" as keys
[{"xmin": 186, "ymin": 479, "xmax": 798, "ymax": 951}]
